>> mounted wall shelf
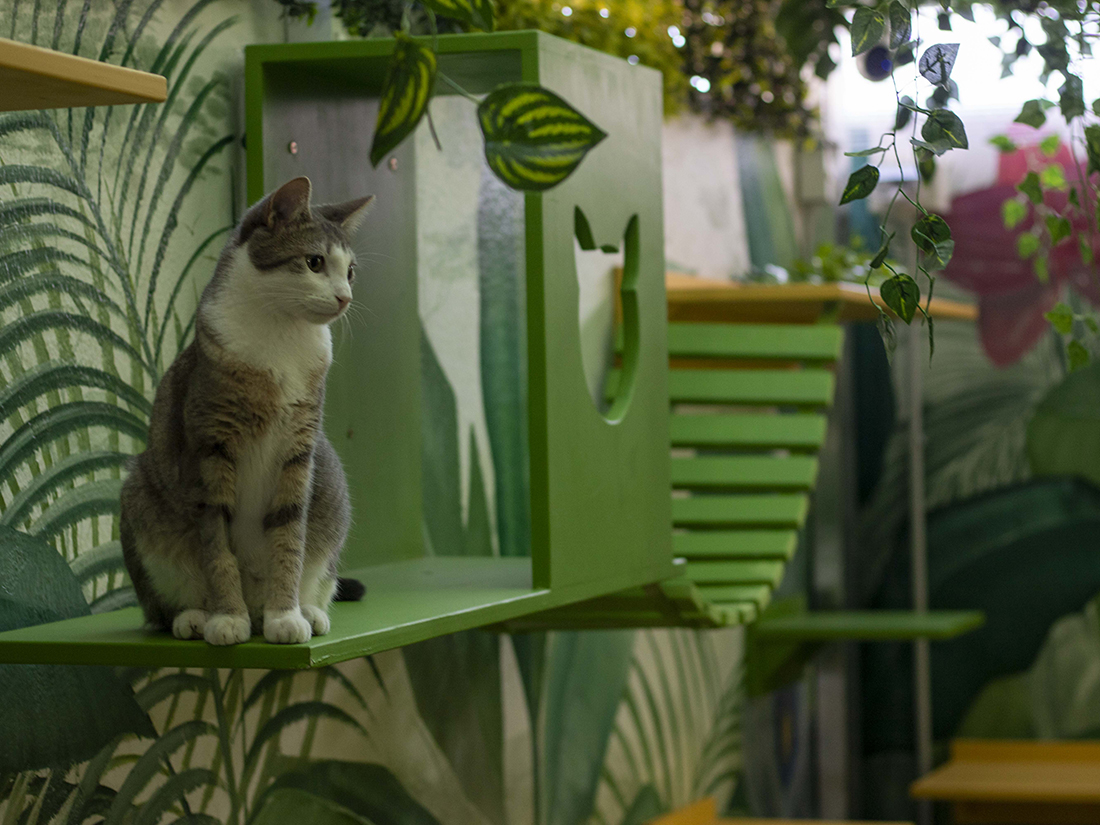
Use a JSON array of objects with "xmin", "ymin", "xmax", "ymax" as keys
[
  {"xmin": 0, "ymin": 32, "xmax": 673, "ymax": 669},
  {"xmin": 0, "ymin": 36, "xmax": 166, "ymax": 111},
  {"xmin": 753, "ymin": 609, "xmax": 985, "ymax": 641}
]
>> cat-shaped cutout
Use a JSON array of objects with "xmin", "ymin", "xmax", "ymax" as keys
[
  {"xmin": 574, "ymin": 207, "xmax": 640, "ymax": 423},
  {"xmin": 121, "ymin": 177, "xmax": 370, "ymax": 646}
]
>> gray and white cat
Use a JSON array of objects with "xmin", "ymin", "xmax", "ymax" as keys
[{"xmin": 121, "ymin": 177, "xmax": 370, "ymax": 646}]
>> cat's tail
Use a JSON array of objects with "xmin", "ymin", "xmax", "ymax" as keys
[{"xmin": 335, "ymin": 576, "xmax": 366, "ymax": 601}]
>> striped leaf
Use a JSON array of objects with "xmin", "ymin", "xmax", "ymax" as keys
[
  {"xmin": 422, "ymin": 0, "xmax": 494, "ymax": 30},
  {"xmin": 369, "ymin": 33, "xmax": 437, "ymax": 167},
  {"xmin": 477, "ymin": 83, "xmax": 608, "ymax": 192}
]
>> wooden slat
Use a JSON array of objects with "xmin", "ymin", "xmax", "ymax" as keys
[
  {"xmin": 670, "ymin": 413, "xmax": 827, "ymax": 449},
  {"xmin": 686, "ymin": 559, "xmax": 786, "ymax": 586},
  {"xmin": 673, "ymin": 530, "xmax": 798, "ymax": 560},
  {"xmin": 950, "ymin": 741, "xmax": 1100, "ymax": 764},
  {"xmin": 668, "ymin": 369, "xmax": 834, "ymax": 405},
  {"xmin": 671, "ymin": 494, "xmax": 809, "ymax": 528},
  {"xmin": 671, "ymin": 456, "xmax": 818, "ymax": 491},
  {"xmin": 754, "ymin": 610, "xmax": 986, "ymax": 641},
  {"xmin": 695, "ymin": 583, "xmax": 772, "ymax": 606},
  {"xmin": 667, "ymin": 322, "xmax": 844, "ymax": 360}
]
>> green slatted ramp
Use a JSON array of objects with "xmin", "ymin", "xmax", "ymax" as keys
[{"xmin": 504, "ymin": 321, "xmax": 842, "ymax": 632}]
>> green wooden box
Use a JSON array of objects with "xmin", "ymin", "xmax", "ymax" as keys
[{"xmin": 0, "ymin": 31, "xmax": 673, "ymax": 668}]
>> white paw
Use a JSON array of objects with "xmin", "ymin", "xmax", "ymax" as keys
[
  {"xmin": 172, "ymin": 609, "xmax": 208, "ymax": 640},
  {"xmin": 264, "ymin": 609, "xmax": 312, "ymax": 644},
  {"xmin": 301, "ymin": 604, "xmax": 330, "ymax": 636},
  {"xmin": 204, "ymin": 613, "xmax": 251, "ymax": 646}
]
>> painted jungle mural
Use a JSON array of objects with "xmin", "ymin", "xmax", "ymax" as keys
[{"xmin": 0, "ymin": 2, "xmax": 747, "ymax": 823}]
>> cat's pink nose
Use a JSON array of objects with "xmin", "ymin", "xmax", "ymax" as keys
[{"xmin": 336, "ymin": 296, "xmax": 350, "ymax": 310}]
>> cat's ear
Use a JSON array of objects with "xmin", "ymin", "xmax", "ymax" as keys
[
  {"xmin": 319, "ymin": 195, "xmax": 375, "ymax": 234},
  {"xmin": 265, "ymin": 177, "xmax": 313, "ymax": 230}
]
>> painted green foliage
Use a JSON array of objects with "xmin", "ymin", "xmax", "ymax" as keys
[{"xmin": 0, "ymin": 3, "xmax": 748, "ymax": 824}]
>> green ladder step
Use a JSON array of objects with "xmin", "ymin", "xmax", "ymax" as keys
[
  {"xmin": 671, "ymin": 455, "xmax": 818, "ymax": 491},
  {"xmin": 667, "ymin": 322, "xmax": 844, "ymax": 361},
  {"xmin": 670, "ymin": 413, "xmax": 827, "ymax": 449},
  {"xmin": 673, "ymin": 530, "xmax": 798, "ymax": 560},
  {"xmin": 667, "ymin": 369, "xmax": 835, "ymax": 406},
  {"xmin": 752, "ymin": 610, "xmax": 986, "ymax": 641},
  {"xmin": 672, "ymin": 494, "xmax": 809, "ymax": 528},
  {"xmin": 685, "ymin": 559, "xmax": 786, "ymax": 586},
  {"xmin": 692, "ymin": 583, "xmax": 773, "ymax": 608}
]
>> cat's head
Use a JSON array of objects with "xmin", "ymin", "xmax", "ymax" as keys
[{"xmin": 222, "ymin": 177, "xmax": 374, "ymax": 325}]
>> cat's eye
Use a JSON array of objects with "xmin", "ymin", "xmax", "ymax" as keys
[
  {"xmin": 347, "ymin": 264, "xmax": 356, "ymax": 284},
  {"xmin": 306, "ymin": 255, "xmax": 325, "ymax": 273}
]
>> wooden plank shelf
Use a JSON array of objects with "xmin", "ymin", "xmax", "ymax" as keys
[
  {"xmin": 665, "ymin": 272, "xmax": 977, "ymax": 325},
  {"xmin": 753, "ymin": 609, "xmax": 986, "ymax": 641},
  {"xmin": 911, "ymin": 739, "xmax": 1100, "ymax": 825},
  {"xmin": 0, "ymin": 36, "xmax": 166, "ymax": 111}
]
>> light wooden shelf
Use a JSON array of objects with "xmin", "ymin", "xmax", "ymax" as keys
[
  {"xmin": 666, "ymin": 273, "xmax": 978, "ymax": 325},
  {"xmin": 0, "ymin": 36, "xmax": 166, "ymax": 111}
]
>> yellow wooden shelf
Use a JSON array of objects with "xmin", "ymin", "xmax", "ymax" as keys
[
  {"xmin": 0, "ymin": 36, "xmax": 166, "ymax": 111},
  {"xmin": 665, "ymin": 272, "xmax": 978, "ymax": 325},
  {"xmin": 648, "ymin": 797, "xmax": 912, "ymax": 825},
  {"xmin": 911, "ymin": 739, "xmax": 1100, "ymax": 825}
]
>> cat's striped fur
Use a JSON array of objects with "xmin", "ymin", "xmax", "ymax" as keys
[{"xmin": 121, "ymin": 177, "xmax": 371, "ymax": 645}]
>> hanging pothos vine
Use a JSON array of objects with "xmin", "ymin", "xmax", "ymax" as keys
[
  {"xmin": 835, "ymin": 0, "xmax": 1100, "ymax": 365},
  {"xmin": 277, "ymin": 0, "xmax": 608, "ymax": 192}
]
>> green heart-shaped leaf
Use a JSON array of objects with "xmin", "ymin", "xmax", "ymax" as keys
[
  {"xmin": 1018, "ymin": 171, "xmax": 1043, "ymax": 204},
  {"xmin": 888, "ymin": 2, "xmax": 911, "ymax": 50},
  {"xmin": 1014, "ymin": 99, "xmax": 1050, "ymax": 128},
  {"xmin": 1059, "ymin": 72, "xmax": 1084, "ymax": 121},
  {"xmin": 370, "ymin": 33, "xmax": 437, "ymax": 168},
  {"xmin": 1046, "ymin": 214, "xmax": 1072, "ymax": 246},
  {"xmin": 880, "ymin": 274, "xmax": 920, "ymax": 324},
  {"xmin": 1002, "ymin": 198, "xmax": 1027, "ymax": 230},
  {"xmin": 1085, "ymin": 125, "xmax": 1100, "ymax": 175},
  {"xmin": 921, "ymin": 109, "xmax": 968, "ymax": 150},
  {"xmin": 840, "ymin": 164, "xmax": 879, "ymax": 204},
  {"xmin": 477, "ymin": 83, "xmax": 607, "ymax": 192},
  {"xmin": 1045, "ymin": 302, "xmax": 1074, "ymax": 334},
  {"xmin": 911, "ymin": 213, "xmax": 954, "ymax": 269},
  {"xmin": 851, "ymin": 7, "xmax": 886, "ymax": 56},
  {"xmin": 918, "ymin": 43, "xmax": 959, "ymax": 86}
]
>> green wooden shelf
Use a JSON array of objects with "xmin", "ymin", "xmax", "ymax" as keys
[
  {"xmin": 752, "ymin": 610, "xmax": 986, "ymax": 641},
  {"xmin": 0, "ymin": 556, "xmax": 672, "ymax": 669}
]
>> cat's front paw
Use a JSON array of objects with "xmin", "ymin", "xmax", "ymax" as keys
[
  {"xmin": 172, "ymin": 609, "xmax": 208, "ymax": 640},
  {"xmin": 204, "ymin": 613, "xmax": 251, "ymax": 646},
  {"xmin": 301, "ymin": 604, "xmax": 330, "ymax": 636},
  {"xmin": 264, "ymin": 609, "xmax": 312, "ymax": 644}
]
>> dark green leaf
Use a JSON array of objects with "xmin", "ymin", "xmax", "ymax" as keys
[
  {"xmin": 888, "ymin": 1, "xmax": 911, "ymax": 50},
  {"xmin": 870, "ymin": 232, "xmax": 895, "ymax": 269},
  {"xmin": 421, "ymin": 0, "xmax": 494, "ymax": 30},
  {"xmin": 918, "ymin": 43, "xmax": 959, "ymax": 86},
  {"xmin": 1039, "ymin": 134, "xmax": 1060, "ymax": 156},
  {"xmin": 1059, "ymin": 72, "xmax": 1085, "ymax": 121},
  {"xmin": 255, "ymin": 762, "xmax": 443, "ymax": 825},
  {"xmin": 1083, "ymin": 236, "xmax": 1096, "ymax": 266},
  {"xmin": 1069, "ymin": 187, "xmax": 1080, "ymax": 208},
  {"xmin": 895, "ymin": 96, "xmax": 914, "ymax": 130},
  {"xmin": 0, "ymin": 528, "xmax": 155, "ymax": 772},
  {"xmin": 1068, "ymin": 340, "xmax": 1089, "ymax": 371},
  {"xmin": 1015, "ymin": 98, "xmax": 1049, "ymax": 128},
  {"xmin": 881, "ymin": 274, "xmax": 920, "ymax": 323},
  {"xmin": 1084, "ymin": 125, "xmax": 1100, "ymax": 176},
  {"xmin": 1040, "ymin": 163, "xmax": 1067, "ymax": 190},
  {"xmin": 370, "ymin": 33, "xmax": 438, "ymax": 167},
  {"xmin": 1017, "ymin": 171, "xmax": 1043, "ymax": 204},
  {"xmin": 844, "ymin": 146, "xmax": 888, "ymax": 157},
  {"xmin": 1046, "ymin": 302, "xmax": 1074, "ymax": 334},
  {"xmin": 1093, "ymin": 97, "xmax": 1100, "ymax": 116},
  {"xmin": 876, "ymin": 310, "xmax": 897, "ymax": 361},
  {"xmin": 918, "ymin": 152, "xmax": 936, "ymax": 182},
  {"xmin": 921, "ymin": 109, "xmax": 968, "ymax": 150},
  {"xmin": 839, "ymin": 164, "xmax": 879, "ymax": 204},
  {"xmin": 1017, "ymin": 231, "xmax": 1040, "ymax": 258},
  {"xmin": 1002, "ymin": 198, "xmax": 1027, "ymax": 229},
  {"xmin": 1046, "ymin": 214, "xmax": 1072, "ymax": 246},
  {"xmin": 989, "ymin": 134, "xmax": 1017, "ymax": 152},
  {"xmin": 851, "ymin": 7, "xmax": 886, "ymax": 56},
  {"xmin": 1086, "ymin": 316, "xmax": 1099, "ymax": 334},
  {"xmin": 477, "ymin": 83, "xmax": 607, "ymax": 192},
  {"xmin": 911, "ymin": 213, "xmax": 954, "ymax": 268}
]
